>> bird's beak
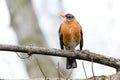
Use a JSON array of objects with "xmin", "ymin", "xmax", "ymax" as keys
[{"xmin": 60, "ymin": 14, "xmax": 66, "ymax": 18}]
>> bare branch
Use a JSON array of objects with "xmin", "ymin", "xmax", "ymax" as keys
[
  {"xmin": 0, "ymin": 44, "xmax": 120, "ymax": 71},
  {"xmin": 57, "ymin": 62, "xmax": 61, "ymax": 80},
  {"xmin": 82, "ymin": 61, "xmax": 88, "ymax": 79},
  {"xmin": 16, "ymin": 52, "xmax": 30, "ymax": 59},
  {"xmin": 56, "ymin": 62, "xmax": 65, "ymax": 78},
  {"xmin": 91, "ymin": 58, "xmax": 96, "ymax": 80},
  {"xmin": 35, "ymin": 56, "xmax": 47, "ymax": 80}
]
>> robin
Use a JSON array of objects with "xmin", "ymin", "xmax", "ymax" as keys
[{"xmin": 58, "ymin": 13, "xmax": 83, "ymax": 69}]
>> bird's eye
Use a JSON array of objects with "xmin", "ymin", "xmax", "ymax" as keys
[
  {"xmin": 65, "ymin": 14, "xmax": 74, "ymax": 19},
  {"xmin": 68, "ymin": 15, "xmax": 72, "ymax": 18}
]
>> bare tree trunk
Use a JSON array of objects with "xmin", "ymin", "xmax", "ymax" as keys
[
  {"xmin": 6, "ymin": 0, "xmax": 57, "ymax": 78},
  {"xmin": 6, "ymin": 0, "xmax": 47, "ymax": 46}
]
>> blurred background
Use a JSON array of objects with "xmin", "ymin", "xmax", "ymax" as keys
[{"xmin": 0, "ymin": 0, "xmax": 120, "ymax": 79}]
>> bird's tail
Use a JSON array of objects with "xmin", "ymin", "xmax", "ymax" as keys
[{"xmin": 66, "ymin": 57, "xmax": 77, "ymax": 69}]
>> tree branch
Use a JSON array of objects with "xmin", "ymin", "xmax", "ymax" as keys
[{"xmin": 0, "ymin": 44, "xmax": 120, "ymax": 71}]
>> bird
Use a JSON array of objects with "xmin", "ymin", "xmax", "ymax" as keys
[{"xmin": 58, "ymin": 13, "xmax": 83, "ymax": 69}]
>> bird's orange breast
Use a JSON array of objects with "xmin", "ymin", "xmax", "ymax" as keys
[{"xmin": 60, "ymin": 20, "xmax": 81, "ymax": 49}]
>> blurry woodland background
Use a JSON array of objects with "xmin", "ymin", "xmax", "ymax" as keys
[{"xmin": 0, "ymin": 0, "xmax": 120, "ymax": 79}]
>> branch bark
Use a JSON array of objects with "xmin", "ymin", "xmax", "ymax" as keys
[{"xmin": 0, "ymin": 44, "xmax": 120, "ymax": 71}]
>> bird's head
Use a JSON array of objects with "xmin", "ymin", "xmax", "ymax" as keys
[{"xmin": 61, "ymin": 13, "xmax": 75, "ymax": 21}]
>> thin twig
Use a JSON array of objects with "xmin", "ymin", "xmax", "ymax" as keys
[
  {"xmin": 35, "ymin": 56, "xmax": 47, "ymax": 80},
  {"xmin": 16, "ymin": 44, "xmax": 33, "ymax": 59},
  {"xmin": 56, "ymin": 67, "xmax": 65, "ymax": 78},
  {"xmin": 16, "ymin": 51, "xmax": 47, "ymax": 79},
  {"xmin": 16, "ymin": 52, "xmax": 30, "ymax": 59},
  {"xmin": 91, "ymin": 57, "xmax": 96, "ymax": 80},
  {"xmin": 57, "ymin": 62, "xmax": 61, "ymax": 80},
  {"xmin": 82, "ymin": 61, "xmax": 88, "ymax": 80}
]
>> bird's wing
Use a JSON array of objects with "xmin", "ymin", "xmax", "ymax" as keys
[
  {"xmin": 80, "ymin": 26, "xmax": 83, "ymax": 50},
  {"xmin": 58, "ymin": 24, "xmax": 64, "ymax": 49}
]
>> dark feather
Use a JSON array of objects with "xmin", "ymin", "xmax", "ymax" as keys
[
  {"xmin": 58, "ymin": 24, "xmax": 64, "ymax": 49},
  {"xmin": 77, "ymin": 22, "xmax": 83, "ymax": 50},
  {"xmin": 80, "ymin": 29, "xmax": 83, "ymax": 50}
]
